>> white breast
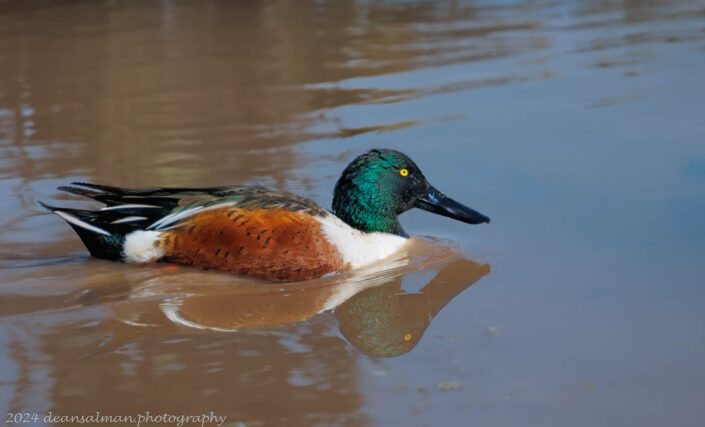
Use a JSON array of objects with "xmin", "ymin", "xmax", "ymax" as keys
[{"xmin": 316, "ymin": 214, "xmax": 408, "ymax": 269}]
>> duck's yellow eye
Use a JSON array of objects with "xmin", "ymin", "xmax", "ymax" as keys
[
  {"xmin": 400, "ymin": 169, "xmax": 409, "ymax": 177},
  {"xmin": 404, "ymin": 333, "xmax": 412, "ymax": 341}
]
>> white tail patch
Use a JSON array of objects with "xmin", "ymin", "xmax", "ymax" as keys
[
  {"xmin": 111, "ymin": 216, "xmax": 148, "ymax": 224},
  {"xmin": 123, "ymin": 230, "xmax": 164, "ymax": 263},
  {"xmin": 54, "ymin": 210, "xmax": 111, "ymax": 236}
]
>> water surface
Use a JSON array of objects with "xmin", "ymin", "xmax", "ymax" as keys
[{"xmin": 1, "ymin": 0, "xmax": 704, "ymax": 425}]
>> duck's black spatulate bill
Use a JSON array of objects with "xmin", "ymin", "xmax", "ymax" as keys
[{"xmin": 414, "ymin": 185, "xmax": 490, "ymax": 225}]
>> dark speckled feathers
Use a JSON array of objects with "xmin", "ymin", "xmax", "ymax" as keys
[{"xmin": 159, "ymin": 206, "xmax": 344, "ymax": 281}]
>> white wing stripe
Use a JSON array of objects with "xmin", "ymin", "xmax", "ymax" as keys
[
  {"xmin": 111, "ymin": 216, "xmax": 148, "ymax": 224},
  {"xmin": 54, "ymin": 211, "xmax": 111, "ymax": 236},
  {"xmin": 101, "ymin": 204, "xmax": 160, "ymax": 211},
  {"xmin": 148, "ymin": 202, "xmax": 238, "ymax": 230},
  {"xmin": 148, "ymin": 206, "xmax": 204, "ymax": 230}
]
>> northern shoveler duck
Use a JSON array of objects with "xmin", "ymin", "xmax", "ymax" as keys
[{"xmin": 41, "ymin": 149, "xmax": 489, "ymax": 282}]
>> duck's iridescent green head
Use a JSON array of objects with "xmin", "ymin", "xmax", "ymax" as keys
[{"xmin": 332, "ymin": 149, "xmax": 490, "ymax": 236}]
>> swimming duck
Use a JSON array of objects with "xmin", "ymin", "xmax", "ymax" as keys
[{"xmin": 41, "ymin": 149, "xmax": 489, "ymax": 281}]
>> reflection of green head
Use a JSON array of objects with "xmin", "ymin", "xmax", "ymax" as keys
[
  {"xmin": 336, "ymin": 283, "xmax": 427, "ymax": 357},
  {"xmin": 335, "ymin": 259, "xmax": 491, "ymax": 358}
]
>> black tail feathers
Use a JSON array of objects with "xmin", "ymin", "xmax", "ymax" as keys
[{"xmin": 38, "ymin": 201, "xmax": 126, "ymax": 260}]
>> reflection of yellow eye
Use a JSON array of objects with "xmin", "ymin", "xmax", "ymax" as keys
[
  {"xmin": 400, "ymin": 169, "xmax": 409, "ymax": 177},
  {"xmin": 404, "ymin": 334, "xmax": 412, "ymax": 341}
]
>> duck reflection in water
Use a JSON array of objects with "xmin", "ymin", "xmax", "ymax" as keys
[
  {"xmin": 335, "ymin": 256, "xmax": 489, "ymax": 357},
  {"xmin": 96, "ymin": 238, "xmax": 490, "ymax": 358}
]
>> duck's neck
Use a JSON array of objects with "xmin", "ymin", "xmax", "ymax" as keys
[{"xmin": 332, "ymin": 195, "xmax": 407, "ymax": 237}]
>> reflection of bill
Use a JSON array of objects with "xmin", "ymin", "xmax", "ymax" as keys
[{"xmin": 101, "ymin": 238, "xmax": 490, "ymax": 358}]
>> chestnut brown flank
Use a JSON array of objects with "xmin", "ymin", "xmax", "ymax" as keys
[{"xmin": 158, "ymin": 207, "xmax": 345, "ymax": 281}]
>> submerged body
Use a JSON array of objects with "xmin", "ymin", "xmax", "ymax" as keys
[{"xmin": 42, "ymin": 149, "xmax": 488, "ymax": 281}]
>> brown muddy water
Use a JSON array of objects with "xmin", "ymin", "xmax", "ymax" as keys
[{"xmin": 1, "ymin": 0, "xmax": 704, "ymax": 426}]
